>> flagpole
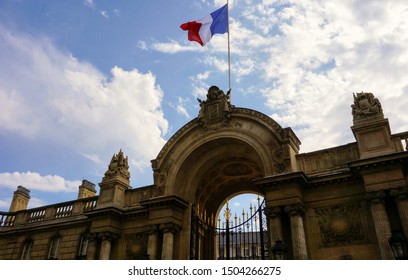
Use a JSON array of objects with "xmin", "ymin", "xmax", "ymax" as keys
[{"xmin": 227, "ymin": 1, "xmax": 232, "ymax": 97}]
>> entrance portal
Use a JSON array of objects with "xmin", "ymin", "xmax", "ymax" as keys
[{"xmin": 151, "ymin": 86, "xmax": 301, "ymax": 259}]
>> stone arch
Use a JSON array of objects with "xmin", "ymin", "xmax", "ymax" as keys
[{"xmin": 152, "ymin": 107, "xmax": 301, "ymax": 209}]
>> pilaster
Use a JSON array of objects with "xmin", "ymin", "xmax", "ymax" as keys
[
  {"xmin": 147, "ymin": 225, "xmax": 160, "ymax": 260},
  {"xmin": 390, "ymin": 187, "xmax": 408, "ymax": 238},
  {"xmin": 264, "ymin": 206, "xmax": 283, "ymax": 243},
  {"xmin": 98, "ymin": 231, "xmax": 118, "ymax": 260},
  {"xmin": 285, "ymin": 204, "xmax": 308, "ymax": 260},
  {"xmin": 365, "ymin": 191, "xmax": 394, "ymax": 259},
  {"xmin": 160, "ymin": 222, "xmax": 182, "ymax": 260}
]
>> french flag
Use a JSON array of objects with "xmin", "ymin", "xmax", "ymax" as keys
[{"xmin": 180, "ymin": 4, "xmax": 228, "ymax": 46}]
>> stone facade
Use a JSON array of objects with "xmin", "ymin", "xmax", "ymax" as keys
[{"xmin": 1, "ymin": 88, "xmax": 407, "ymax": 260}]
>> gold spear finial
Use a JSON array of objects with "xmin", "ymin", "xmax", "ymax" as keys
[{"xmin": 224, "ymin": 197, "xmax": 232, "ymax": 221}]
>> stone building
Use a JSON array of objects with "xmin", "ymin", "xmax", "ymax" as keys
[{"xmin": 1, "ymin": 87, "xmax": 407, "ymax": 260}]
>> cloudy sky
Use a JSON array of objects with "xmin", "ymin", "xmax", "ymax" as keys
[{"xmin": 1, "ymin": 0, "xmax": 408, "ymax": 212}]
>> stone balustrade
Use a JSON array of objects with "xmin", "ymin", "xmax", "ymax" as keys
[{"xmin": 0, "ymin": 196, "xmax": 98, "ymax": 229}]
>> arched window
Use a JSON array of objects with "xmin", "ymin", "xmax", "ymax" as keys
[
  {"xmin": 77, "ymin": 233, "xmax": 90, "ymax": 260},
  {"xmin": 21, "ymin": 237, "xmax": 33, "ymax": 260},
  {"xmin": 47, "ymin": 233, "xmax": 61, "ymax": 260}
]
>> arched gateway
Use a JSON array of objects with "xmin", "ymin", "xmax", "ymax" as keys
[
  {"xmin": 2, "ymin": 88, "xmax": 407, "ymax": 260},
  {"xmin": 150, "ymin": 86, "xmax": 301, "ymax": 259}
]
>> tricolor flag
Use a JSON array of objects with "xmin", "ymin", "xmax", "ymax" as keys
[{"xmin": 180, "ymin": 4, "xmax": 228, "ymax": 46}]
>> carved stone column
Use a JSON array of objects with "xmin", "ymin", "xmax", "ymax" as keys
[
  {"xmin": 390, "ymin": 187, "xmax": 408, "ymax": 238},
  {"xmin": 147, "ymin": 225, "xmax": 159, "ymax": 260},
  {"xmin": 160, "ymin": 222, "xmax": 181, "ymax": 260},
  {"xmin": 98, "ymin": 231, "xmax": 118, "ymax": 260},
  {"xmin": 285, "ymin": 204, "xmax": 308, "ymax": 260},
  {"xmin": 365, "ymin": 191, "xmax": 394, "ymax": 259},
  {"xmin": 264, "ymin": 206, "xmax": 283, "ymax": 242}
]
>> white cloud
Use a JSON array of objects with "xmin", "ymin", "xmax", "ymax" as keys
[
  {"xmin": 0, "ymin": 24, "xmax": 169, "ymax": 180},
  {"xmin": 232, "ymin": 202, "xmax": 240, "ymax": 207},
  {"xmin": 83, "ymin": 0, "xmax": 96, "ymax": 10},
  {"xmin": 81, "ymin": 152, "xmax": 104, "ymax": 166},
  {"xmin": 100, "ymin": 11, "xmax": 109, "ymax": 18},
  {"xmin": 152, "ymin": 40, "xmax": 202, "ymax": 53},
  {"xmin": 0, "ymin": 198, "xmax": 11, "ymax": 210},
  {"xmin": 137, "ymin": 40, "xmax": 148, "ymax": 50},
  {"xmin": 0, "ymin": 172, "xmax": 80, "ymax": 193},
  {"xmin": 150, "ymin": 1, "xmax": 408, "ymax": 155},
  {"xmin": 176, "ymin": 97, "xmax": 191, "ymax": 118},
  {"xmin": 238, "ymin": 0, "xmax": 408, "ymax": 152}
]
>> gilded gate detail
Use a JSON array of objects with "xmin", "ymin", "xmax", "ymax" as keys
[{"xmin": 190, "ymin": 198, "xmax": 270, "ymax": 260}]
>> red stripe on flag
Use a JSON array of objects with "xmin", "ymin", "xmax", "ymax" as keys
[{"xmin": 180, "ymin": 21, "xmax": 204, "ymax": 46}]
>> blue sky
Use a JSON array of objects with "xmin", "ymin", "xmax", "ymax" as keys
[{"xmin": 1, "ymin": 0, "xmax": 408, "ymax": 212}]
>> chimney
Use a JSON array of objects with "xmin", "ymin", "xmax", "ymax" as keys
[
  {"xmin": 77, "ymin": 179, "xmax": 97, "ymax": 199},
  {"xmin": 9, "ymin": 186, "xmax": 31, "ymax": 212}
]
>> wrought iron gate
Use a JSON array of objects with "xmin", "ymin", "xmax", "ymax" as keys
[{"xmin": 190, "ymin": 198, "xmax": 270, "ymax": 260}]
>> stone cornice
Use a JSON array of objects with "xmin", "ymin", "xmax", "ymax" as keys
[
  {"xmin": 253, "ymin": 171, "xmax": 309, "ymax": 188},
  {"xmin": 348, "ymin": 151, "xmax": 408, "ymax": 171},
  {"xmin": 139, "ymin": 195, "xmax": 188, "ymax": 211},
  {"xmin": 254, "ymin": 169, "xmax": 360, "ymax": 190}
]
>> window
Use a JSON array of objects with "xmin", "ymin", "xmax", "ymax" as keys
[
  {"xmin": 77, "ymin": 234, "xmax": 89, "ymax": 260},
  {"xmin": 251, "ymin": 245, "xmax": 257, "ymax": 257},
  {"xmin": 21, "ymin": 238, "xmax": 33, "ymax": 260},
  {"xmin": 243, "ymin": 247, "xmax": 249, "ymax": 257},
  {"xmin": 47, "ymin": 234, "xmax": 61, "ymax": 260}
]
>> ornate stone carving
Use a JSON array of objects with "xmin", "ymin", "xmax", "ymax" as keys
[
  {"xmin": 365, "ymin": 191, "xmax": 386, "ymax": 204},
  {"xmin": 152, "ymin": 159, "xmax": 171, "ymax": 196},
  {"xmin": 390, "ymin": 187, "xmax": 408, "ymax": 201},
  {"xmin": 284, "ymin": 204, "xmax": 305, "ymax": 216},
  {"xmin": 103, "ymin": 149, "xmax": 130, "ymax": 180},
  {"xmin": 98, "ymin": 231, "xmax": 118, "ymax": 241},
  {"xmin": 315, "ymin": 204, "xmax": 365, "ymax": 246},
  {"xmin": 197, "ymin": 86, "xmax": 233, "ymax": 129},
  {"xmin": 351, "ymin": 92, "xmax": 383, "ymax": 120},
  {"xmin": 125, "ymin": 232, "xmax": 149, "ymax": 260},
  {"xmin": 272, "ymin": 146, "xmax": 290, "ymax": 173},
  {"xmin": 159, "ymin": 222, "xmax": 182, "ymax": 233},
  {"xmin": 264, "ymin": 206, "xmax": 282, "ymax": 219}
]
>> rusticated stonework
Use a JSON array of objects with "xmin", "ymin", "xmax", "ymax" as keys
[{"xmin": 315, "ymin": 204, "xmax": 365, "ymax": 246}]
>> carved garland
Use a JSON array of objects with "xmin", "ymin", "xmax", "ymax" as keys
[{"xmin": 315, "ymin": 204, "xmax": 365, "ymax": 246}]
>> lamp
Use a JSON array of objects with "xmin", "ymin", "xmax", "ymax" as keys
[
  {"xmin": 272, "ymin": 239, "xmax": 287, "ymax": 260},
  {"xmin": 388, "ymin": 230, "xmax": 408, "ymax": 260}
]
